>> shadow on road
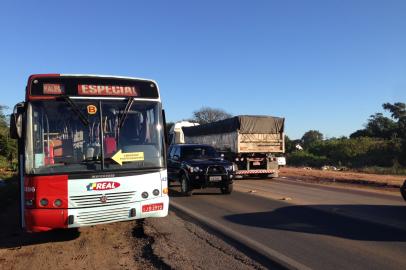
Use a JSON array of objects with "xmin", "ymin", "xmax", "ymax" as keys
[
  {"xmin": 224, "ymin": 204, "xmax": 406, "ymax": 242},
  {"xmin": 168, "ymin": 182, "xmax": 226, "ymax": 197},
  {"xmin": 0, "ymin": 202, "xmax": 80, "ymax": 249}
]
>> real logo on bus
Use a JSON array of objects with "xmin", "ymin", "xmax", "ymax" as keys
[{"xmin": 86, "ymin": 181, "xmax": 120, "ymax": 191}]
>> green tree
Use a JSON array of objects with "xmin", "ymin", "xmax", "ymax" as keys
[
  {"xmin": 0, "ymin": 105, "xmax": 17, "ymax": 169},
  {"xmin": 301, "ymin": 130, "xmax": 323, "ymax": 149},
  {"xmin": 350, "ymin": 113, "xmax": 397, "ymax": 139},
  {"xmin": 383, "ymin": 102, "xmax": 406, "ymax": 165},
  {"xmin": 284, "ymin": 135, "xmax": 296, "ymax": 153}
]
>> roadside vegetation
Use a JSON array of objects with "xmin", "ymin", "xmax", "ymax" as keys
[
  {"xmin": 0, "ymin": 105, "xmax": 17, "ymax": 171},
  {"xmin": 286, "ymin": 102, "xmax": 406, "ymax": 175},
  {"xmin": 0, "ymin": 105, "xmax": 18, "ymax": 207}
]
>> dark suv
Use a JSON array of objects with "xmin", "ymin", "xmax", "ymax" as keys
[{"xmin": 167, "ymin": 144, "xmax": 235, "ymax": 196}]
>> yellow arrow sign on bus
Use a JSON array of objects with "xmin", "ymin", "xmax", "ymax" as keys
[{"xmin": 112, "ymin": 150, "xmax": 144, "ymax": 165}]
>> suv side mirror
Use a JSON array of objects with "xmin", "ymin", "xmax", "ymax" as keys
[
  {"xmin": 10, "ymin": 103, "xmax": 24, "ymax": 139},
  {"xmin": 173, "ymin": 155, "xmax": 179, "ymax": 161}
]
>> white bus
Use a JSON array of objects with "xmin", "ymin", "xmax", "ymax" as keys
[{"xmin": 10, "ymin": 74, "xmax": 169, "ymax": 232}]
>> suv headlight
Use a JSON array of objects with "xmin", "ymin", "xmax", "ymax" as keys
[{"xmin": 187, "ymin": 165, "xmax": 200, "ymax": 173}]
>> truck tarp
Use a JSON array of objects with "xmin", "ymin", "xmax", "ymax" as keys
[{"xmin": 182, "ymin": 115, "xmax": 285, "ymax": 136}]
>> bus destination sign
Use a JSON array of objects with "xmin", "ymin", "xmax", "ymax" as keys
[{"xmin": 78, "ymin": 85, "xmax": 139, "ymax": 97}]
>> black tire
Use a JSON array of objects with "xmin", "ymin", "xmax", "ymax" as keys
[
  {"xmin": 221, "ymin": 183, "xmax": 233, "ymax": 194},
  {"xmin": 180, "ymin": 174, "xmax": 193, "ymax": 196},
  {"xmin": 401, "ymin": 180, "xmax": 406, "ymax": 202}
]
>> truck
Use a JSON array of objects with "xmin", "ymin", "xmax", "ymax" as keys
[{"xmin": 182, "ymin": 115, "xmax": 285, "ymax": 178}]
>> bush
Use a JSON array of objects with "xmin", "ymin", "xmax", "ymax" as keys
[
  {"xmin": 307, "ymin": 137, "xmax": 402, "ymax": 168},
  {"xmin": 287, "ymin": 151, "xmax": 328, "ymax": 167}
]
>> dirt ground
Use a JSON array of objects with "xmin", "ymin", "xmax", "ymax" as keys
[
  {"xmin": 0, "ymin": 200, "xmax": 265, "ymax": 270},
  {"xmin": 280, "ymin": 166, "xmax": 406, "ymax": 189}
]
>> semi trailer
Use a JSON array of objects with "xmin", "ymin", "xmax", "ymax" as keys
[{"xmin": 182, "ymin": 115, "xmax": 285, "ymax": 178}]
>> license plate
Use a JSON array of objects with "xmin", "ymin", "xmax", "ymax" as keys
[
  {"xmin": 209, "ymin": 176, "xmax": 222, "ymax": 181},
  {"xmin": 253, "ymin": 161, "xmax": 260, "ymax": 166},
  {"xmin": 142, "ymin": 203, "xmax": 164, "ymax": 213}
]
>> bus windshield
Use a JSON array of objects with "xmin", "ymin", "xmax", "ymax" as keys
[{"xmin": 26, "ymin": 99, "xmax": 165, "ymax": 174}]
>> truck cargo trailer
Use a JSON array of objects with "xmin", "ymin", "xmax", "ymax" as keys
[{"xmin": 182, "ymin": 115, "xmax": 285, "ymax": 178}]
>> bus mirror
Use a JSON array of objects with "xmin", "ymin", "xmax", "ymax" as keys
[{"xmin": 10, "ymin": 103, "xmax": 24, "ymax": 139}]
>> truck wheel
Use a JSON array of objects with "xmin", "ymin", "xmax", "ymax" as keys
[
  {"xmin": 221, "ymin": 183, "xmax": 233, "ymax": 194},
  {"xmin": 180, "ymin": 174, "xmax": 193, "ymax": 196},
  {"xmin": 401, "ymin": 180, "xmax": 406, "ymax": 201}
]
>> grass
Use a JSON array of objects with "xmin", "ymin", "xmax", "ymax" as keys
[{"xmin": 355, "ymin": 166, "xmax": 406, "ymax": 176}]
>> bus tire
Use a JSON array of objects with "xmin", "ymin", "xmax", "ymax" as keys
[
  {"xmin": 180, "ymin": 174, "xmax": 193, "ymax": 196},
  {"xmin": 221, "ymin": 183, "xmax": 233, "ymax": 194}
]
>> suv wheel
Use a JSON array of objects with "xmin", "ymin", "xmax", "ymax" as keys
[
  {"xmin": 180, "ymin": 174, "xmax": 193, "ymax": 196},
  {"xmin": 221, "ymin": 183, "xmax": 233, "ymax": 194}
]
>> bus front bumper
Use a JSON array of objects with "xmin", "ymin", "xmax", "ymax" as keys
[{"xmin": 24, "ymin": 196, "xmax": 169, "ymax": 232}]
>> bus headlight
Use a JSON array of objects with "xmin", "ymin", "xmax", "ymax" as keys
[
  {"xmin": 141, "ymin": 192, "xmax": 149, "ymax": 199},
  {"xmin": 153, "ymin": 189, "xmax": 160, "ymax": 196}
]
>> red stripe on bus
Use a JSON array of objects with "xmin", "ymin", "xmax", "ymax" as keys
[{"xmin": 24, "ymin": 175, "xmax": 68, "ymax": 232}]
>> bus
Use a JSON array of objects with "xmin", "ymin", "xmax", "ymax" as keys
[{"xmin": 10, "ymin": 74, "xmax": 169, "ymax": 232}]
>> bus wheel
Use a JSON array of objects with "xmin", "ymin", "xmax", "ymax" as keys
[
  {"xmin": 221, "ymin": 183, "xmax": 233, "ymax": 194},
  {"xmin": 180, "ymin": 174, "xmax": 193, "ymax": 196}
]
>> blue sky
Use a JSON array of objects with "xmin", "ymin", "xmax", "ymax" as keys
[{"xmin": 0, "ymin": 0, "xmax": 405, "ymax": 139}]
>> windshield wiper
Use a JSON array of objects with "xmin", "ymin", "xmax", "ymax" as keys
[
  {"xmin": 60, "ymin": 96, "xmax": 89, "ymax": 126},
  {"xmin": 119, "ymin": 97, "xmax": 134, "ymax": 128}
]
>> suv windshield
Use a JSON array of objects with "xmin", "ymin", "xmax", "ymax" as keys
[
  {"xmin": 181, "ymin": 146, "xmax": 219, "ymax": 159},
  {"xmin": 26, "ymin": 99, "xmax": 164, "ymax": 174}
]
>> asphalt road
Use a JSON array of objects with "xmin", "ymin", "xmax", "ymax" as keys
[{"xmin": 169, "ymin": 178, "xmax": 406, "ymax": 270}]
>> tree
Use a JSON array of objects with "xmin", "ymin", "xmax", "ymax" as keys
[
  {"xmin": 192, "ymin": 107, "xmax": 232, "ymax": 124},
  {"xmin": 285, "ymin": 135, "xmax": 302, "ymax": 153},
  {"xmin": 350, "ymin": 113, "xmax": 397, "ymax": 139},
  {"xmin": 383, "ymin": 102, "xmax": 406, "ymax": 120},
  {"xmin": 0, "ymin": 105, "xmax": 17, "ymax": 168},
  {"xmin": 301, "ymin": 130, "xmax": 323, "ymax": 149}
]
